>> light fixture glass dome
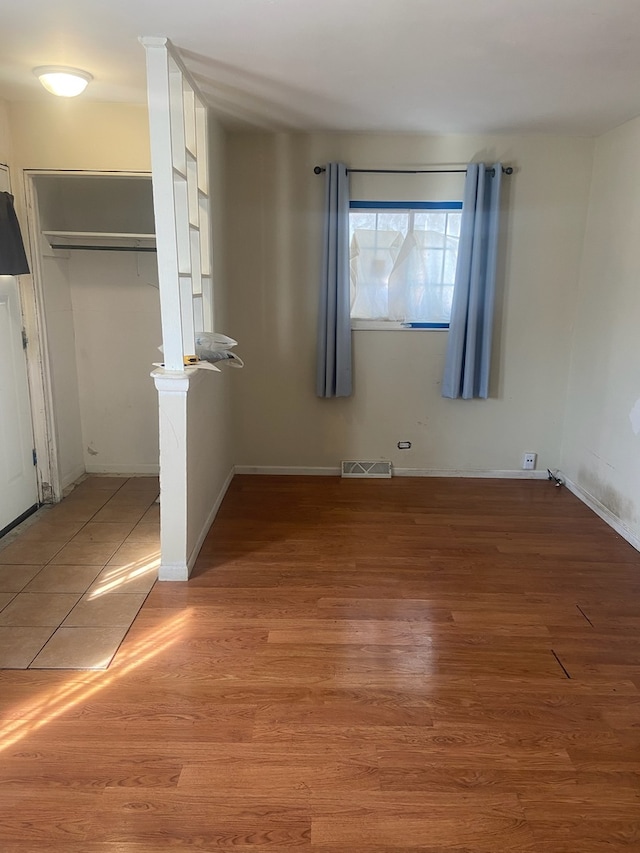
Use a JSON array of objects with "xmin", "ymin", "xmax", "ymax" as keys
[{"xmin": 33, "ymin": 66, "xmax": 93, "ymax": 97}]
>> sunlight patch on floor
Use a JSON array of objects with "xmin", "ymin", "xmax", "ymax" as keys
[
  {"xmin": 87, "ymin": 551, "xmax": 161, "ymax": 599},
  {"xmin": 0, "ymin": 610, "xmax": 189, "ymax": 753}
]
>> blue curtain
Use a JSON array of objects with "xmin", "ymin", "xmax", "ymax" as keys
[
  {"xmin": 316, "ymin": 163, "xmax": 352, "ymax": 397},
  {"xmin": 441, "ymin": 163, "xmax": 502, "ymax": 399}
]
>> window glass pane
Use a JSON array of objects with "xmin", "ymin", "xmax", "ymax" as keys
[
  {"xmin": 424, "ymin": 212, "xmax": 446, "ymax": 233},
  {"xmin": 413, "ymin": 212, "xmax": 428, "ymax": 231},
  {"xmin": 444, "ymin": 236, "xmax": 459, "ymax": 284},
  {"xmin": 425, "ymin": 249, "xmax": 444, "ymax": 283},
  {"xmin": 349, "ymin": 212, "xmax": 376, "ymax": 241},
  {"xmin": 441, "ymin": 285, "xmax": 454, "ymax": 319},
  {"xmin": 377, "ymin": 212, "xmax": 409, "ymax": 235},
  {"xmin": 446, "ymin": 212, "xmax": 461, "ymax": 237},
  {"xmin": 349, "ymin": 204, "xmax": 460, "ymax": 324},
  {"xmin": 423, "ymin": 230, "xmax": 446, "ymax": 249}
]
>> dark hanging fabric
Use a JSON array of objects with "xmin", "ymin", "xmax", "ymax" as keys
[
  {"xmin": 0, "ymin": 191, "xmax": 30, "ymax": 275},
  {"xmin": 316, "ymin": 163, "xmax": 352, "ymax": 397}
]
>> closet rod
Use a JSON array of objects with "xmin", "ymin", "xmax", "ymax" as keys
[
  {"xmin": 313, "ymin": 165, "xmax": 513, "ymax": 176},
  {"xmin": 49, "ymin": 244, "xmax": 157, "ymax": 253}
]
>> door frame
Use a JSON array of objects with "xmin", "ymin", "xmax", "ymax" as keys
[
  {"xmin": 0, "ymin": 162, "xmax": 41, "ymax": 524},
  {"xmin": 1, "ymin": 161, "xmax": 56, "ymax": 505},
  {"xmin": 22, "ymin": 168, "xmax": 154, "ymax": 502},
  {"xmin": 21, "ymin": 168, "xmax": 59, "ymax": 502}
]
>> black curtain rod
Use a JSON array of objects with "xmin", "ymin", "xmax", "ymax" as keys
[{"xmin": 313, "ymin": 165, "xmax": 513, "ymax": 176}]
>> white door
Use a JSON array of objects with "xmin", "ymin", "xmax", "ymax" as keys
[{"xmin": 0, "ymin": 167, "xmax": 38, "ymax": 533}]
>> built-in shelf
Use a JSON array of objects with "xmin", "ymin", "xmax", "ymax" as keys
[
  {"xmin": 34, "ymin": 173, "xmax": 156, "ymax": 252},
  {"xmin": 42, "ymin": 231, "xmax": 156, "ymax": 252}
]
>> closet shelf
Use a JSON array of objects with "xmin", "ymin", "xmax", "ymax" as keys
[{"xmin": 43, "ymin": 231, "xmax": 157, "ymax": 252}]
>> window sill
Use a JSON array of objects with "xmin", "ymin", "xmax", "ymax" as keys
[{"xmin": 351, "ymin": 320, "xmax": 449, "ymax": 331}]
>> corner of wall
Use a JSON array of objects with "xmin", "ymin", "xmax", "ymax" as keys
[
  {"xmin": 558, "ymin": 116, "xmax": 640, "ymax": 549},
  {"xmin": 557, "ymin": 139, "xmax": 597, "ymax": 474}
]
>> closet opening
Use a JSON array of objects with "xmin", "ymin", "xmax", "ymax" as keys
[{"xmin": 25, "ymin": 170, "xmax": 161, "ymax": 501}]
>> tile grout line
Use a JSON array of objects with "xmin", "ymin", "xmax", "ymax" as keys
[
  {"xmin": 0, "ymin": 478, "xmax": 130, "ymax": 578},
  {"xmin": 0, "ymin": 476, "xmax": 160, "ymax": 670},
  {"xmin": 0, "ymin": 476, "xmax": 130, "ymax": 559}
]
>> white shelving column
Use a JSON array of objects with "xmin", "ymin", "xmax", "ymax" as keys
[
  {"xmin": 141, "ymin": 37, "xmax": 215, "ymax": 580},
  {"xmin": 141, "ymin": 37, "xmax": 213, "ymax": 370}
]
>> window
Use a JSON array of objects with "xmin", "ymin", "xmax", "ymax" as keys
[{"xmin": 349, "ymin": 201, "xmax": 462, "ymax": 329}]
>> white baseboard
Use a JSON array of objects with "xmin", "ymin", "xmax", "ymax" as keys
[
  {"xmin": 60, "ymin": 464, "xmax": 87, "ymax": 491},
  {"xmin": 234, "ymin": 465, "xmax": 549, "ymax": 480},
  {"xmin": 394, "ymin": 468, "xmax": 549, "ymax": 479},
  {"xmin": 560, "ymin": 472, "xmax": 640, "ymax": 553},
  {"xmin": 85, "ymin": 463, "xmax": 160, "ymax": 475},
  {"xmin": 158, "ymin": 562, "xmax": 189, "ymax": 582},
  {"xmin": 234, "ymin": 465, "xmax": 341, "ymax": 476}
]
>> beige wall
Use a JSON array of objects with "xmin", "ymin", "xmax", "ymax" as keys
[
  {"xmin": 9, "ymin": 100, "xmax": 150, "ymax": 172},
  {"xmin": 0, "ymin": 98, "xmax": 12, "ymax": 164},
  {"xmin": 7, "ymin": 101, "xmax": 151, "ymax": 271},
  {"xmin": 560, "ymin": 115, "xmax": 640, "ymax": 542},
  {"xmin": 184, "ymin": 114, "xmax": 235, "ymax": 566},
  {"xmin": 227, "ymin": 131, "xmax": 594, "ymax": 473},
  {"xmin": 68, "ymin": 251, "xmax": 161, "ymax": 475}
]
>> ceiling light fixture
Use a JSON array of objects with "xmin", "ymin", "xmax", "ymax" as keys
[{"xmin": 33, "ymin": 66, "xmax": 93, "ymax": 97}]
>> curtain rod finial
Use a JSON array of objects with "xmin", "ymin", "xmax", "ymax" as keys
[{"xmin": 313, "ymin": 166, "xmax": 325, "ymax": 174}]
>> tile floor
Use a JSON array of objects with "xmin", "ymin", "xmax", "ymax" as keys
[{"xmin": 0, "ymin": 476, "xmax": 159, "ymax": 669}]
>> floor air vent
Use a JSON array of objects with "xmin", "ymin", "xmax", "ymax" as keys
[{"xmin": 341, "ymin": 461, "xmax": 392, "ymax": 479}]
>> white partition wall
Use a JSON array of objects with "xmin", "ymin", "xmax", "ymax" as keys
[
  {"xmin": 141, "ymin": 37, "xmax": 228, "ymax": 580},
  {"xmin": 141, "ymin": 37, "xmax": 213, "ymax": 366}
]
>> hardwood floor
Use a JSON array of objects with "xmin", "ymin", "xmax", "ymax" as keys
[{"xmin": 1, "ymin": 475, "xmax": 639, "ymax": 851}]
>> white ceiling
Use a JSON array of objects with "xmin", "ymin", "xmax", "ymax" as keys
[{"xmin": 2, "ymin": 0, "xmax": 640, "ymax": 136}]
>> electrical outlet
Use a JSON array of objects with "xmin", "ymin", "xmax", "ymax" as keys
[{"xmin": 522, "ymin": 452, "xmax": 537, "ymax": 470}]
